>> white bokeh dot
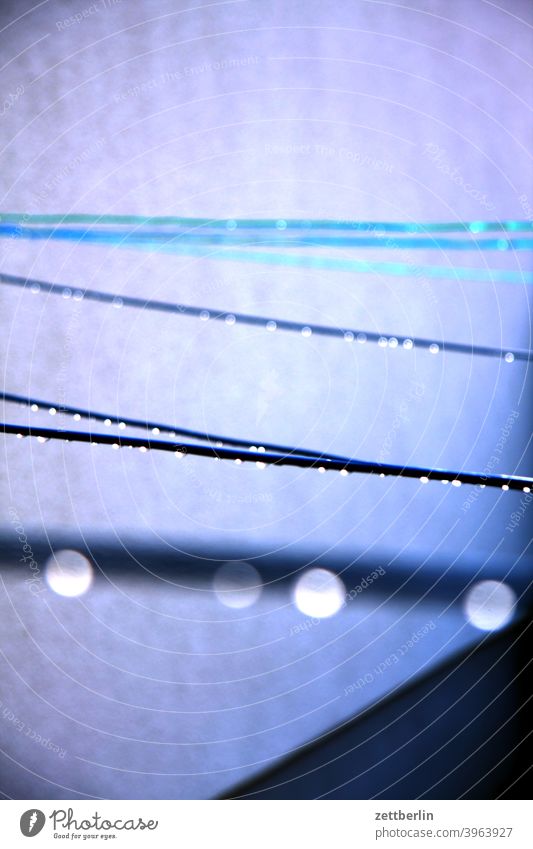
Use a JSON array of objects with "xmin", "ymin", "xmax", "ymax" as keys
[
  {"xmin": 45, "ymin": 550, "xmax": 93, "ymax": 597},
  {"xmin": 293, "ymin": 568, "xmax": 346, "ymax": 618},
  {"xmin": 213, "ymin": 561, "xmax": 262, "ymax": 609},
  {"xmin": 464, "ymin": 580, "xmax": 516, "ymax": 631}
]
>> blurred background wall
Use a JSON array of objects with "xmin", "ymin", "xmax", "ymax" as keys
[{"xmin": 0, "ymin": 0, "xmax": 531, "ymax": 799}]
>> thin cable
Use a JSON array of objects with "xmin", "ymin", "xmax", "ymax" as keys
[
  {"xmin": 147, "ymin": 243, "xmax": 533, "ymax": 285},
  {"xmin": 1, "ymin": 272, "xmax": 529, "ymax": 362},
  {"xmin": 1, "ymin": 224, "xmax": 532, "ymax": 251},
  {"xmin": 1, "ymin": 213, "xmax": 532, "ymax": 232},
  {"xmin": 2, "ymin": 423, "xmax": 531, "ymax": 491},
  {"xmin": 2, "ymin": 225, "xmax": 531, "ymax": 284},
  {"xmin": 0, "ymin": 391, "xmax": 350, "ymax": 463}
]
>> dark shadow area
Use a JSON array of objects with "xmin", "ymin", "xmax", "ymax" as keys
[{"xmin": 220, "ymin": 618, "xmax": 533, "ymax": 799}]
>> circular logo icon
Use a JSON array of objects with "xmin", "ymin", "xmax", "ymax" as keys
[{"xmin": 20, "ymin": 810, "xmax": 46, "ymax": 837}]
